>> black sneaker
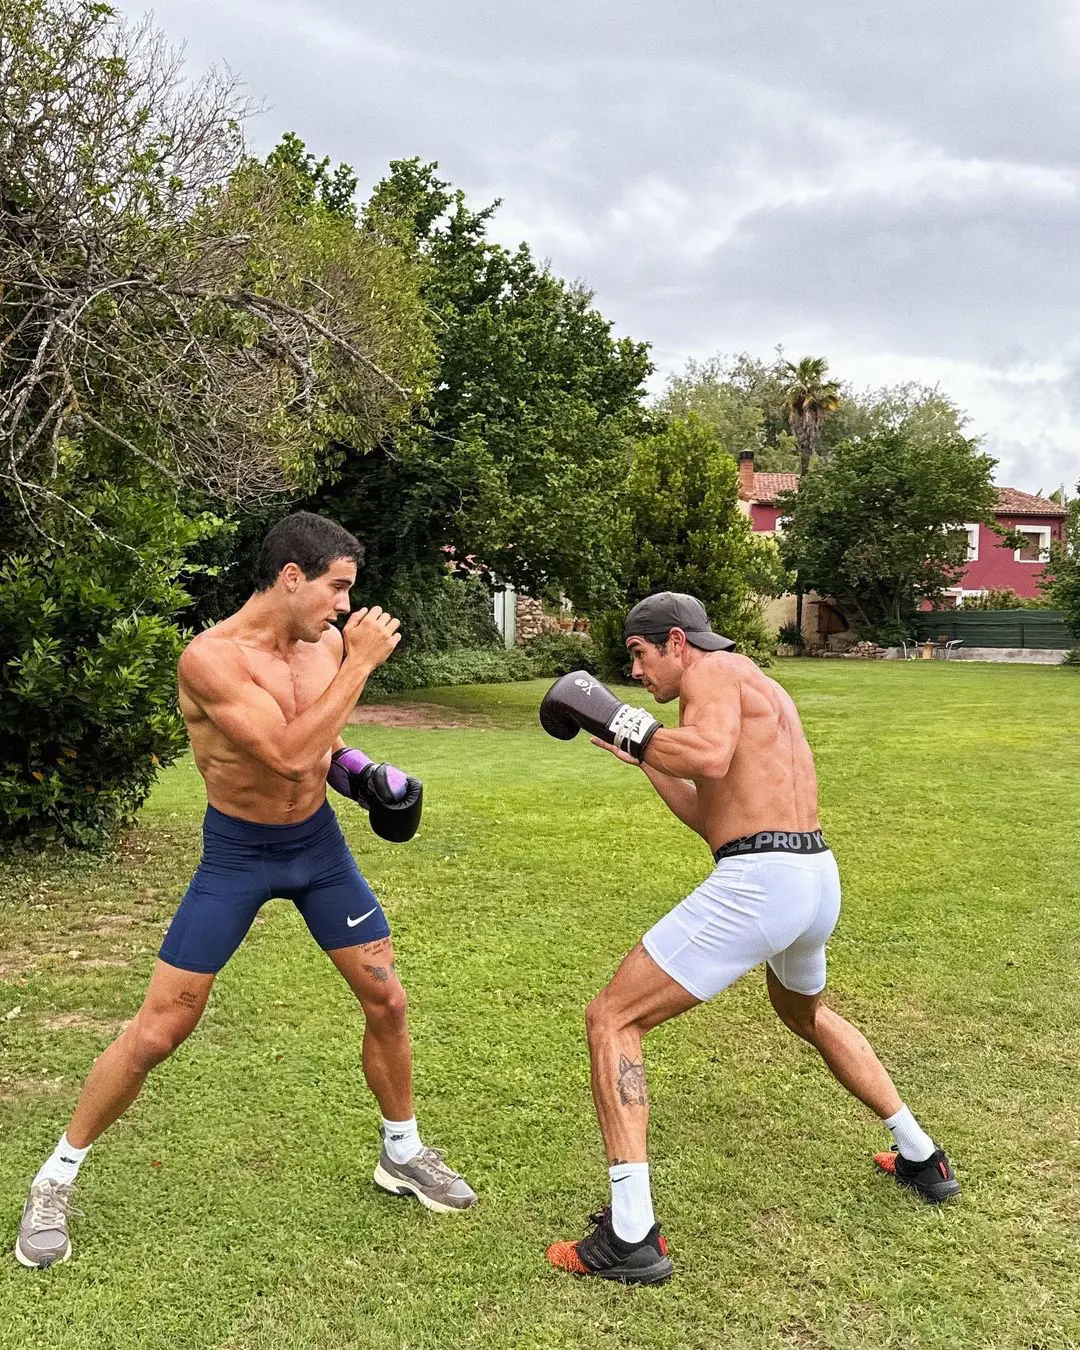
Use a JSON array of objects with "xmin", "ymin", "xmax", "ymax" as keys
[
  {"xmin": 546, "ymin": 1207, "xmax": 673, "ymax": 1285},
  {"xmin": 874, "ymin": 1144, "xmax": 960, "ymax": 1202}
]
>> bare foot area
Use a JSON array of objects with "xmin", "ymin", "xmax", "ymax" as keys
[{"xmin": 347, "ymin": 702, "xmax": 490, "ymax": 730}]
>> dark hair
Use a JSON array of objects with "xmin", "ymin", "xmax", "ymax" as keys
[
  {"xmin": 254, "ymin": 512, "xmax": 363, "ymax": 591},
  {"xmin": 626, "ymin": 633, "xmax": 670, "ymax": 655}
]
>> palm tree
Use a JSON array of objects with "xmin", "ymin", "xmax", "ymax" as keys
[{"xmin": 781, "ymin": 357, "xmax": 842, "ymax": 641}]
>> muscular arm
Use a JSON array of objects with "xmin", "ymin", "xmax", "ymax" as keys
[
  {"xmin": 639, "ymin": 663, "xmax": 742, "ymax": 780},
  {"xmin": 179, "ymin": 634, "xmax": 372, "ymax": 782},
  {"xmin": 641, "ymin": 765, "xmax": 706, "ymax": 837}
]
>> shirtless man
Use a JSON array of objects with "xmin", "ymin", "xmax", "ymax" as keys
[
  {"xmin": 15, "ymin": 511, "xmax": 475, "ymax": 1269},
  {"xmin": 539, "ymin": 591, "xmax": 958, "ymax": 1286}
]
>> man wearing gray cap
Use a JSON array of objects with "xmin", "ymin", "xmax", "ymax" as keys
[{"xmin": 539, "ymin": 592, "xmax": 957, "ymax": 1285}]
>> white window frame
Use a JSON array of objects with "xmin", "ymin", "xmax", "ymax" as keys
[
  {"xmin": 962, "ymin": 523, "xmax": 980, "ymax": 562},
  {"xmin": 1014, "ymin": 526, "xmax": 1051, "ymax": 563}
]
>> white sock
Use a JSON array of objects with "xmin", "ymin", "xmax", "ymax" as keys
[
  {"xmin": 884, "ymin": 1104, "xmax": 935, "ymax": 1163},
  {"xmin": 608, "ymin": 1161, "xmax": 655, "ymax": 1244},
  {"xmin": 34, "ymin": 1133, "xmax": 90, "ymax": 1187},
  {"xmin": 381, "ymin": 1116, "xmax": 422, "ymax": 1164}
]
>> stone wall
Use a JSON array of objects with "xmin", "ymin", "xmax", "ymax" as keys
[
  {"xmin": 513, "ymin": 594, "xmax": 589, "ymax": 644},
  {"xmin": 514, "ymin": 595, "xmax": 552, "ymax": 644}
]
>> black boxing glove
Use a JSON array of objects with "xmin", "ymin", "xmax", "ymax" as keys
[
  {"xmin": 328, "ymin": 747, "xmax": 423, "ymax": 843},
  {"xmin": 539, "ymin": 671, "xmax": 661, "ymax": 762}
]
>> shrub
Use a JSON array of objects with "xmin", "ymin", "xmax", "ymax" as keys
[
  {"xmin": 518, "ymin": 630, "xmax": 597, "ymax": 676},
  {"xmin": 0, "ymin": 492, "xmax": 216, "ymax": 850},
  {"xmin": 365, "ymin": 645, "xmax": 537, "ymax": 694},
  {"xmin": 1062, "ymin": 648, "xmax": 1080, "ymax": 667},
  {"xmin": 961, "ymin": 588, "xmax": 1053, "ymax": 611},
  {"xmin": 776, "ymin": 621, "xmax": 803, "ymax": 649},
  {"xmin": 865, "ymin": 621, "xmax": 914, "ymax": 648},
  {"xmin": 379, "ymin": 567, "xmax": 500, "ymax": 653}
]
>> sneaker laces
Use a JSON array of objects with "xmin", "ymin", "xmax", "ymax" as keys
[
  {"xmin": 410, "ymin": 1147, "xmax": 461, "ymax": 1185},
  {"xmin": 29, "ymin": 1180, "xmax": 81, "ymax": 1230}
]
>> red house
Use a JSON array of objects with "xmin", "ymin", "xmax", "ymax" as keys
[{"xmin": 737, "ymin": 452, "xmax": 1068, "ymax": 608}]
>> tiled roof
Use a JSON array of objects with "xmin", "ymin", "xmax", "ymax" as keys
[
  {"xmin": 994, "ymin": 487, "xmax": 1069, "ymax": 517},
  {"xmin": 751, "ymin": 472, "xmax": 800, "ymax": 503},
  {"xmin": 748, "ymin": 473, "xmax": 1068, "ymax": 517}
]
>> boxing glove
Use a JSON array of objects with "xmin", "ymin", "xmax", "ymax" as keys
[
  {"xmin": 328, "ymin": 747, "xmax": 423, "ymax": 843},
  {"xmin": 539, "ymin": 671, "xmax": 661, "ymax": 761}
]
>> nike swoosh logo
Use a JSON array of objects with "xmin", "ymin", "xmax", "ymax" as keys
[
  {"xmin": 346, "ymin": 906, "xmax": 378, "ymax": 928},
  {"xmin": 611, "ymin": 1175, "xmax": 630, "ymax": 1183}
]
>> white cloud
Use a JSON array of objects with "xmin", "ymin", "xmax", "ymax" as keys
[{"xmin": 115, "ymin": 0, "xmax": 1080, "ymax": 493}]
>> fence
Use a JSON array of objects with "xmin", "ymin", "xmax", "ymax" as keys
[{"xmin": 913, "ymin": 609, "xmax": 1073, "ymax": 649}]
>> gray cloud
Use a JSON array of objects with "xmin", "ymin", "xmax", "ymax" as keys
[{"xmin": 120, "ymin": 0, "xmax": 1080, "ymax": 492}]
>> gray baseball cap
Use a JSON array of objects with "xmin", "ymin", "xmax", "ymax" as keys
[{"xmin": 623, "ymin": 592, "xmax": 736, "ymax": 652}]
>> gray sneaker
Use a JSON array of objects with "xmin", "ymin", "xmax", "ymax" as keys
[
  {"xmin": 373, "ymin": 1145, "xmax": 477, "ymax": 1213},
  {"xmin": 15, "ymin": 1179, "xmax": 78, "ymax": 1268}
]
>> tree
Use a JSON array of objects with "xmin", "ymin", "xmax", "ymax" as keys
[
  {"xmin": 0, "ymin": 2, "xmax": 430, "ymax": 846},
  {"xmin": 777, "ymin": 426, "xmax": 998, "ymax": 639},
  {"xmin": 318, "ymin": 158, "xmax": 652, "ymax": 612},
  {"xmin": 656, "ymin": 350, "xmax": 800, "ymax": 471},
  {"xmin": 593, "ymin": 415, "xmax": 788, "ymax": 674},
  {"xmin": 781, "ymin": 356, "xmax": 843, "ymax": 477},
  {"xmin": 1040, "ymin": 486, "xmax": 1080, "ymax": 639},
  {"xmin": 1, "ymin": 3, "xmax": 426, "ymax": 542},
  {"xmin": 780, "ymin": 356, "xmax": 842, "ymax": 638}
]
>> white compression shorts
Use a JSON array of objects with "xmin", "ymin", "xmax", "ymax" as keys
[{"xmin": 642, "ymin": 847, "xmax": 842, "ymax": 1000}]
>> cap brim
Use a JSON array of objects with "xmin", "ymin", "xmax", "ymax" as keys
[{"xmin": 686, "ymin": 631, "xmax": 736, "ymax": 652}]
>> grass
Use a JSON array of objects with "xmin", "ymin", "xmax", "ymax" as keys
[{"xmin": 1, "ymin": 661, "xmax": 1079, "ymax": 1349}]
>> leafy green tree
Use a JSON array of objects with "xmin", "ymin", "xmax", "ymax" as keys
[
  {"xmin": 1040, "ymin": 487, "xmax": 1080, "ymax": 639},
  {"xmin": 0, "ymin": 2, "xmax": 429, "ymax": 846},
  {"xmin": 780, "ymin": 356, "xmax": 842, "ymax": 636},
  {"xmin": 319, "ymin": 159, "xmax": 652, "ymax": 611},
  {"xmin": 656, "ymin": 351, "xmax": 800, "ymax": 471},
  {"xmin": 777, "ymin": 426, "xmax": 998, "ymax": 638},
  {"xmin": 594, "ymin": 416, "xmax": 787, "ymax": 674}
]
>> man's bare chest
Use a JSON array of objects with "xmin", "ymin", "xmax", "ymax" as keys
[{"xmin": 245, "ymin": 646, "xmax": 337, "ymax": 722}]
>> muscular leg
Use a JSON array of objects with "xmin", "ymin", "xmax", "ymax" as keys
[
  {"xmin": 765, "ymin": 965, "xmax": 902, "ymax": 1119},
  {"xmin": 66, "ymin": 960, "xmax": 213, "ymax": 1148},
  {"xmin": 586, "ymin": 943, "xmax": 699, "ymax": 1164},
  {"xmin": 326, "ymin": 937, "xmax": 412, "ymax": 1121}
]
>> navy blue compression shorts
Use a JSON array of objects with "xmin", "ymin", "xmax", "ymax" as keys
[{"xmin": 159, "ymin": 800, "xmax": 390, "ymax": 975}]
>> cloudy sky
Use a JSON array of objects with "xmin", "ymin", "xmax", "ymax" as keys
[{"xmin": 123, "ymin": 0, "xmax": 1080, "ymax": 494}]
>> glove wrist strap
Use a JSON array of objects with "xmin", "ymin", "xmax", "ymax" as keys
[{"xmin": 607, "ymin": 704, "xmax": 660, "ymax": 760}]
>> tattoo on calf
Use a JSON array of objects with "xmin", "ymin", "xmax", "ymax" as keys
[{"xmin": 617, "ymin": 1054, "xmax": 647, "ymax": 1107}]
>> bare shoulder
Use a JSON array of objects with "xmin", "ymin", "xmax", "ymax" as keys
[
  {"xmin": 682, "ymin": 653, "xmax": 752, "ymax": 698},
  {"xmin": 178, "ymin": 629, "xmax": 249, "ymax": 696}
]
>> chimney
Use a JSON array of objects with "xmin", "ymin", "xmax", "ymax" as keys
[{"xmin": 738, "ymin": 450, "xmax": 756, "ymax": 501}]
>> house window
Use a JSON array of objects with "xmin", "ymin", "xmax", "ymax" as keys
[
  {"xmin": 1014, "ymin": 527, "xmax": 1051, "ymax": 563},
  {"xmin": 963, "ymin": 524, "xmax": 979, "ymax": 562}
]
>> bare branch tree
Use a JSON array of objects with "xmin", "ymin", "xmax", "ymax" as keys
[{"xmin": 0, "ymin": 0, "xmax": 424, "ymax": 542}]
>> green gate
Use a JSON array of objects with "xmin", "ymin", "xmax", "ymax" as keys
[{"xmin": 912, "ymin": 609, "xmax": 1072, "ymax": 649}]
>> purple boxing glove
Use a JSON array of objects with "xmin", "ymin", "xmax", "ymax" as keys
[
  {"xmin": 328, "ymin": 747, "xmax": 423, "ymax": 843},
  {"xmin": 328, "ymin": 748, "xmax": 408, "ymax": 802}
]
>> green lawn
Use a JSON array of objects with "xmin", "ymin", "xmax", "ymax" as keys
[{"xmin": 1, "ymin": 662, "xmax": 1079, "ymax": 1349}]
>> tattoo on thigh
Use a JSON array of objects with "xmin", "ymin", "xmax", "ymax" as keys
[
  {"xmin": 363, "ymin": 963, "xmax": 397, "ymax": 984},
  {"xmin": 617, "ymin": 1055, "xmax": 647, "ymax": 1107},
  {"xmin": 175, "ymin": 990, "xmax": 200, "ymax": 1010}
]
